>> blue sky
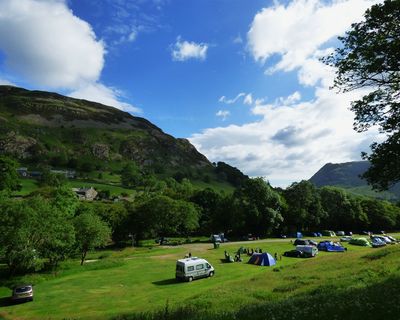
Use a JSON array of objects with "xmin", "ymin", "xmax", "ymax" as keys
[{"xmin": 0, "ymin": 0, "xmax": 381, "ymax": 186}]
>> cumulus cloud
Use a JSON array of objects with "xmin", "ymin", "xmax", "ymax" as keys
[
  {"xmin": 0, "ymin": 0, "xmax": 138, "ymax": 112},
  {"xmin": 190, "ymin": 89, "xmax": 380, "ymax": 187},
  {"xmin": 69, "ymin": 83, "xmax": 141, "ymax": 114},
  {"xmin": 171, "ymin": 37, "xmax": 208, "ymax": 61},
  {"xmin": 0, "ymin": 0, "xmax": 105, "ymax": 89},
  {"xmin": 247, "ymin": 0, "xmax": 379, "ymax": 85},
  {"xmin": 216, "ymin": 110, "xmax": 230, "ymax": 121},
  {"xmin": 190, "ymin": 0, "xmax": 383, "ymax": 187}
]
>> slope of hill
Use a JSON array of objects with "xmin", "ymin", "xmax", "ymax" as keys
[
  {"xmin": 0, "ymin": 85, "xmax": 247, "ymax": 190},
  {"xmin": 309, "ymin": 161, "xmax": 400, "ymax": 201}
]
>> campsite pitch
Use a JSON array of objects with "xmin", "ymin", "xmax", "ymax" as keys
[{"xmin": 0, "ymin": 236, "xmax": 400, "ymax": 319}]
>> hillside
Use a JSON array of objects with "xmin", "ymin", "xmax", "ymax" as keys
[
  {"xmin": 310, "ymin": 161, "xmax": 400, "ymax": 201},
  {"xmin": 0, "ymin": 85, "xmax": 247, "ymax": 191}
]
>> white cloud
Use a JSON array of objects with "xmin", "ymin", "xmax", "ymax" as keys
[
  {"xmin": 171, "ymin": 37, "xmax": 208, "ymax": 61},
  {"xmin": 247, "ymin": 0, "xmax": 379, "ymax": 84},
  {"xmin": 189, "ymin": 0, "xmax": 383, "ymax": 187},
  {"xmin": 0, "ymin": 78, "xmax": 15, "ymax": 86},
  {"xmin": 190, "ymin": 89, "xmax": 380, "ymax": 187},
  {"xmin": 69, "ymin": 83, "xmax": 141, "ymax": 114},
  {"xmin": 216, "ymin": 110, "xmax": 230, "ymax": 121},
  {"xmin": 219, "ymin": 93, "xmax": 245, "ymax": 104},
  {"xmin": 0, "ymin": 0, "xmax": 105, "ymax": 89},
  {"xmin": 0, "ymin": 0, "xmax": 139, "ymax": 113},
  {"xmin": 233, "ymin": 34, "xmax": 243, "ymax": 44},
  {"xmin": 244, "ymin": 93, "xmax": 253, "ymax": 105}
]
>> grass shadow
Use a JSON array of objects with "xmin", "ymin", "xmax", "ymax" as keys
[
  {"xmin": 152, "ymin": 278, "xmax": 180, "ymax": 286},
  {"xmin": 0, "ymin": 297, "xmax": 12, "ymax": 307}
]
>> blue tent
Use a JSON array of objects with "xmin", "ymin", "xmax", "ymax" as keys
[
  {"xmin": 317, "ymin": 241, "xmax": 346, "ymax": 252},
  {"xmin": 248, "ymin": 252, "xmax": 276, "ymax": 266}
]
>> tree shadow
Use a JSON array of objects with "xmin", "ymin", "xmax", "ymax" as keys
[
  {"xmin": 152, "ymin": 278, "xmax": 180, "ymax": 286},
  {"xmin": 0, "ymin": 297, "xmax": 12, "ymax": 307}
]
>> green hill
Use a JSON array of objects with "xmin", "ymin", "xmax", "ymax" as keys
[
  {"xmin": 309, "ymin": 161, "xmax": 400, "ymax": 201},
  {"xmin": 0, "ymin": 85, "xmax": 247, "ymax": 193}
]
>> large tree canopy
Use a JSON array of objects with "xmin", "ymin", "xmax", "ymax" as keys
[{"xmin": 325, "ymin": 0, "xmax": 400, "ymax": 190}]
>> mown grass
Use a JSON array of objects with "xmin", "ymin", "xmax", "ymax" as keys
[{"xmin": 0, "ymin": 237, "xmax": 399, "ymax": 319}]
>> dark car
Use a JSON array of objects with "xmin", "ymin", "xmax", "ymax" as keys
[
  {"xmin": 293, "ymin": 239, "xmax": 317, "ymax": 246},
  {"xmin": 283, "ymin": 250, "xmax": 305, "ymax": 258},
  {"xmin": 12, "ymin": 284, "xmax": 33, "ymax": 303}
]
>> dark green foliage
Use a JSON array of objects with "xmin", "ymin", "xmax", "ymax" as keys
[
  {"xmin": 360, "ymin": 198, "xmax": 399, "ymax": 230},
  {"xmin": 39, "ymin": 169, "xmax": 66, "ymax": 187},
  {"xmin": 215, "ymin": 162, "xmax": 249, "ymax": 187},
  {"xmin": 0, "ymin": 193, "xmax": 76, "ymax": 273},
  {"xmin": 233, "ymin": 178, "xmax": 284, "ymax": 235},
  {"xmin": 0, "ymin": 156, "xmax": 19, "ymax": 191},
  {"xmin": 191, "ymin": 188, "xmax": 224, "ymax": 234},
  {"xmin": 74, "ymin": 208, "xmax": 111, "ymax": 265},
  {"xmin": 320, "ymin": 187, "xmax": 368, "ymax": 230},
  {"xmin": 325, "ymin": 0, "xmax": 400, "ymax": 190},
  {"xmin": 283, "ymin": 181, "xmax": 326, "ymax": 231}
]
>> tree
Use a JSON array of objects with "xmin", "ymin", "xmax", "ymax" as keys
[
  {"xmin": 0, "ymin": 156, "xmax": 19, "ymax": 191},
  {"xmin": 39, "ymin": 169, "xmax": 66, "ymax": 188},
  {"xmin": 234, "ymin": 178, "xmax": 284, "ymax": 236},
  {"xmin": 0, "ymin": 194, "xmax": 76, "ymax": 273},
  {"xmin": 319, "ymin": 187, "xmax": 368, "ymax": 231},
  {"xmin": 74, "ymin": 211, "xmax": 111, "ymax": 265},
  {"xmin": 325, "ymin": 0, "xmax": 400, "ymax": 190},
  {"xmin": 125, "ymin": 195, "xmax": 199, "ymax": 244},
  {"xmin": 121, "ymin": 163, "xmax": 143, "ymax": 188},
  {"xmin": 283, "ymin": 181, "xmax": 326, "ymax": 231}
]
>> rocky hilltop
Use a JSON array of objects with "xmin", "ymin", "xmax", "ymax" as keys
[{"xmin": 0, "ymin": 85, "xmax": 245, "ymax": 185}]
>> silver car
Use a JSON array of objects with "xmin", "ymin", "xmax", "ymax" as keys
[{"xmin": 12, "ymin": 284, "xmax": 33, "ymax": 302}]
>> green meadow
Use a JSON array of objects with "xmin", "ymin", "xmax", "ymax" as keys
[{"xmin": 1, "ymin": 236, "xmax": 400, "ymax": 320}]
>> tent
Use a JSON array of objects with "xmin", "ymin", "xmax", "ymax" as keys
[
  {"xmin": 349, "ymin": 238, "xmax": 371, "ymax": 247},
  {"xmin": 317, "ymin": 241, "xmax": 346, "ymax": 252},
  {"xmin": 248, "ymin": 252, "xmax": 276, "ymax": 266}
]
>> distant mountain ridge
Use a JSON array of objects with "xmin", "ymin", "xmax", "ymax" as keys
[{"xmin": 310, "ymin": 161, "xmax": 400, "ymax": 201}]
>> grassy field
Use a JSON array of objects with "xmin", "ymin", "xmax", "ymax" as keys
[{"xmin": 0, "ymin": 236, "xmax": 400, "ymax": 319}]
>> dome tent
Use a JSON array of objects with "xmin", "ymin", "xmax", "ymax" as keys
[{"xmin": 248, "ymin": 252, "xmax": 276, "ymax": 266}]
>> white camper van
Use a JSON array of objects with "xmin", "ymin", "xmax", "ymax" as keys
[{"xmin": 175, "ymin": 257, "xmax": 215, "ymax": 282}]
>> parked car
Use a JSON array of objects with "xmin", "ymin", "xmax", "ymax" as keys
[
  {"xmin": 283, "ymin": 250, "xmax": 305, "ymax": 258},
  {"xmin": 12, "ymin": 284, "xmax": 33, "ymax": 303},
  {"xmin": 371, "ymin": 237, "xmax": 386, "ymax": 248},
  {"xmin": 293, "ymin": 239, "xmax": 317, "ymax": 246},
  {"xmin": 340, "ymin": 236, "xmax": 353, "ymax": 242},
  {"xmin": 210, "ymin": 234, "xmax": 222, "ymax": 243},
  {"xmin": 242, "ymin": 234, "xmax": 258, "ymax": 241},
  {"xmin": 321, "ymin": 230, "xmax": 336, "ymax": 237},
  {"xmin": 336, "ymin": 231, "xmax": 345, "ymax": 236},
  {"xmin": 296, "ymin": 245, "xmax": 318, "ymax": 257},
  {"xmin": 175, "ymin": 257, "xmax": 214, "ymax": 282},
  {"xmin": 372, "ymin": 235, "xmax": 393, "ymax": 244}
]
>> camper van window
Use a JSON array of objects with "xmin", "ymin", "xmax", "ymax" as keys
[
  {"xmin": 206, "ymin": 263, "xmax": 211, "ymax": 269},
  {"xmin": 195, "ymin": 264, "xmax": 204, "ymax": 270},
  {"xmin": 187, "ymin": 266, "xmax": 194, "ymax": 271},
  {"xmin": 176, "ymin": 265, "xmax": 183, "ymax": 272}
]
